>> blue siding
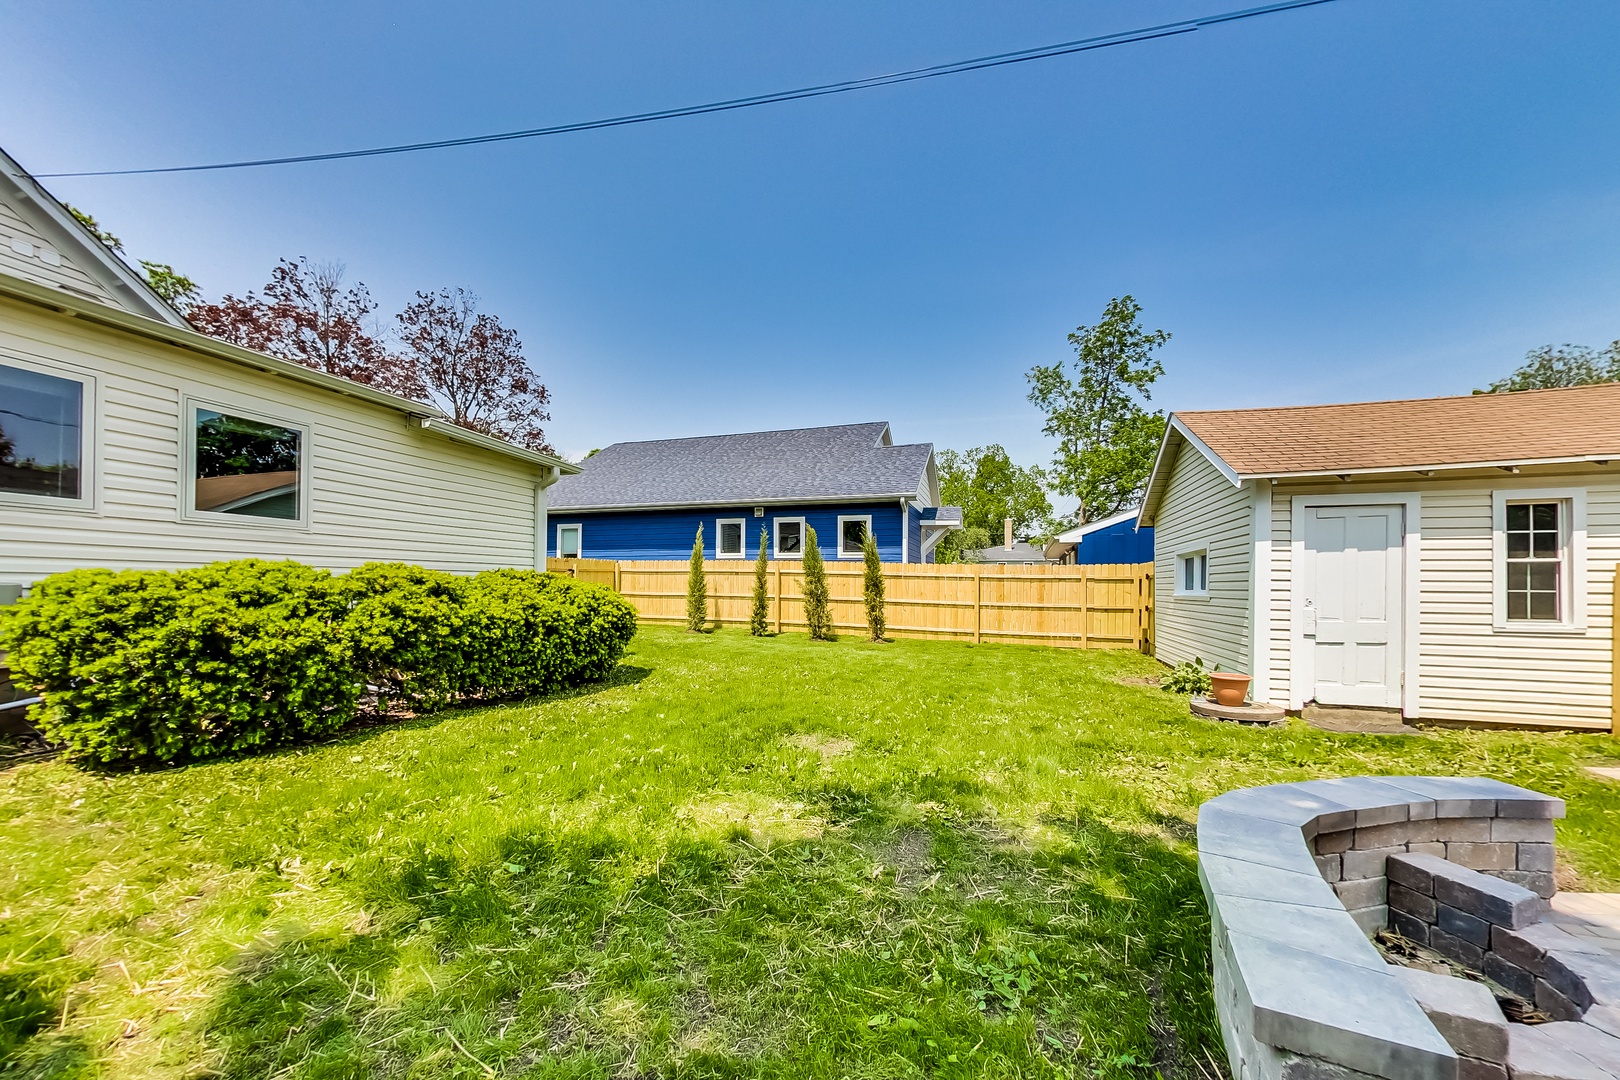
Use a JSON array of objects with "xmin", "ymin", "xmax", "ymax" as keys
[
  {"xmin": 1073, "ymin": 520, "xmax": 1154, "ymax": 564},
  {"xmin": 552, "ymin": 502, "xmax": 913, "ymax": 562}
]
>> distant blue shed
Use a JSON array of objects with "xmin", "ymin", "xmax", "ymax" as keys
[
  {"xmin": 1046, "ymin": 508, "xmax": 1153, "ymax": 565},
  {"xmin": 546, "ymin": 422, "xmax": 963, "ymax": 563}
]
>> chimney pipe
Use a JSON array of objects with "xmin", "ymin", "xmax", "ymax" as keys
[{"xmin": 1004, "ymin": 517, "xmax": 1014, "ymax": 551}]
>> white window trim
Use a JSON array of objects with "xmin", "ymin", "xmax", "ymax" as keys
[
  {"xmin": 773, "ymin": 516, "xmax": 807, "ymax": 559},
  {"xmin": 556, "ymin": 522, "xmax": 583, "ymax": 559},
  {"xmin": 1288, "ymin": 492, "xmax": 1422, "ymax": 718},
  {"xmin": 0, "ymin": 352, "xmax": 98, "ymax": 513},
  {"xmin": 181, "ymin": 396, "xmax": 312, "ymax": 529},
  {"xmin": 1173, "ymin": 544, "xmax": 1210, "ymax": 599},
  {"xmin": 716, "ymin": 517, "xmax": 746, "ymax": 559},
  {"xmin": 836, "ymin": 514, "xmax": 873, "ymax": 559},
  {"xmin": 1492, "ymin": 488, "xmax": 1586, "ymax": 633}
]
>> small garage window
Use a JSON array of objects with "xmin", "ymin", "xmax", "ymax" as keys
[
  {"xmin": 1492, "ymin": 488, "xmax": 1586, "ymax": 631},
  {"xmin": 717, "ymin": 518, "xmax": 745, "ymax": 558},
  {"xmin": 1176, "ymin": 549, "xmax": 1208, "ymax": 597}
]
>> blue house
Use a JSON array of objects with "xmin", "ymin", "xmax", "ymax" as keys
[
  {"xmin": 1045, "ymin": 508, "xmax": 1154, "ymax": 565},
  {"xmin": 547, "ymin": 422, "xmax": 962, "ymax": 563}
]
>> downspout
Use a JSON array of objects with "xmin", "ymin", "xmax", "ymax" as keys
[
  {"xmin": 900, "ymin": 497, "xmax": 909, "ymax": 564},
  {"xmin": 535, "ymin": 465, "xmax": 561, "ymax": 571}
]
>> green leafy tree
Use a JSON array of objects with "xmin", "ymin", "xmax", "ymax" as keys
[
  {"xmin": 802, "ymin": 526, "xmax": 833, "ymax": 641},
  {"xmin": 685, "ymin": 526, "xmax": 707, "ymax": 632},
  {"xmin": 932, "ymin": 524, "xmax": 995, "ymax": 565},
  {"xmin": 67, "ymin": 205, "xmax": 200, "ymax": 312},
  {"xmin": 1026, "ymin": 296, "xmax": 1169, "ymax": 523},
  {"xmin": 861, "ymin": 529, "xmax": 886, "ymax": 641},
  {"xmin": 750, "ymin": 528, "xmax": 771, "ymax": 636},
  {"xmin": 1480, "ymin": 342, "xmax": 1620, "ymax": 393}
]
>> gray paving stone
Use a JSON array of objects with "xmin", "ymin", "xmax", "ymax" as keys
[
  {"xmin": 1495, "ymin": 870, "xmax": 1558, "ymax": 899},
  {"xmin": 1491, "ymin": 818, "xmax": 1557, "ymax": 843},
  {"xmin": 1209, "ymin": 784, "xmax": 1358, "ymax": 836},
  {"xmin": 1343, "ymin": 847, "xmax": 1403, "ymax": 881},
  {"xmin": 1390, "ymin": 909, "xmax": 1430, "ymax": 945},
  {"xmin": 1224, "ymin": 927, "xmax": 1458, "ymax": 1080},
  {"xmin": 1519, "ymin": 844, "xmax": 1556, "ymax": 872},
  {"xmin": 1372, "ymin": 776, "xmax": 1503, "ymax": 818},
  {"xmin": 1431, "ymin": 861, "xmax": 1547, "ymax": 929},
  {"xmin": 1355, "ymin": 821, "xmax": 1411, "ymax": 849},
  {"xmin": 1277, "ymin": 1053, "xmax": 1388, "ymax": 1080},
  {"xmin": 1199, "ymin": 806, "xmax": 1323, "ymax": 874},
  {"xmin": 1495, "ymin": 922, "xmax": 1609, "ymax": 976},
  {"xmin": 1432, "ymin": 927, "xmax": 1486, "ymax": 968},
  {"xmin": 1482, "ymin": 953, "xmax": 1535, "ymax": 1001},
  {"xmin": 1214, "ymin": 893, "xmax": 1388, "ymax": 971},
  {"xmin": 1295, "ymin": 777, "xmax": 1423, "ymax": 826},
  {"xmin": 1440, "ymin": 818, "xmax": 1496, "ymax": 843},
  {"xmin": 1389, "ymin": 852, "xmax": 1446, "ymax": 895},
  {"xmin": 1551, "ymin": 947, "xmax": 1620, "ymax": 1009},
  {"xmin": 1458, "ymin": 1056, "xmax": 1509, "ymax": 1080},
  {"xmin": 1393, "ymin": 965, "xmax": 1510, "ymax": 1063},
  {"xmin": 1439, "ymin": 904, "xmax": 1493, "ymax": 948},
  {"xmin": 1199, "ymin": 852, "xmax": 1344, "ymax": 910},
  {"xmin": 1336, "ymin": 877, "xmax": 1388, "ymax": 911},
  {"xmin": 1316, "ymin": 829, "xmax": 1355, "ymax": 855},
  {"xmin": 1409, "ymin": 842, "xmax": 1449, "ymax": 859},
  {"xmin": 1587, "ymin": 1005, "xmax": 1620, "ymax": 1040},
  {"xmin": 1316, "ymin": 853, "xmax": 1343, "ymax": 882},
  {"xmin": 1506, "ymin": 1024, "xmax": 1613, "ymax": 1080},
  {"xmin": 1390, "ymin": 882, "xmax": 1438, "ymax": 922},
  {"xmin": 1523, "ymin": 1022, "xmax": 1620, "ymax": 1079},
  {"xmin": 1447, "ymin": 842, "xmax": 1518, "ymax": 871},
  {"xmin": 1537, "ymin": 977, "xmax": 1586, "ymax": 1022},
  {"xmin": 1348, "ymin": 905, "xmax": 1389, "ymax": 937}
]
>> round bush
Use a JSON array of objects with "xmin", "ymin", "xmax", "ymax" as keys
[
  {"xmin": 459, "ymin": 569, "xmax": 638, "ymax": 700},
  {"xmin": 0, "ymin": 560, "xmax": 356, "ymax": 763},
  {"xmin": 338, "ymin": 562, "xmax": 467, "ymax": 711}
]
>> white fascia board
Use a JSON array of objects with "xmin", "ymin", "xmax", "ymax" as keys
[
  {"xmin": 416, "ymin": 419, "xmax": 578, "ymax": 475},
  {"xmin": 551, "ymin": 492, "xmax": 920, "ymax": 513},
  {"xmin": 1138, "ymin": 416, "xmax": 1242, "ymax": 527},
  {"xmin": 1055, "ymin": 506, "xmax": 1144, "ymax": 543},
  {"xmin": 1254, "ymin": 455, "xmax": 1620, "ymax": 481},
  {"xmin": 1172, "ymin": 416, "xmax": 1242, "ymax": 486}
]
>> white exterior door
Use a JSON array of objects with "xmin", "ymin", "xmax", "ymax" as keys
[{"xmin": 1302, "ymin": 504, "xmax": 1404, "ymax": 708}]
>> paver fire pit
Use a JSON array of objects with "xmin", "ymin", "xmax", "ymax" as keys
[{"xmin": 1197, "ymin": 777, "xmax": 1620, "ymax": 1080}]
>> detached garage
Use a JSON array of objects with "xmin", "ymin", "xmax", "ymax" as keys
[{"xmin": 1137, "ymin": 384, "xmax": 1620, "ymax": 731}]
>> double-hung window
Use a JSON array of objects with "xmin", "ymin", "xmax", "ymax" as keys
[
  {"xmin": 0, "ymin": 359, "xmax": 90, "ymax": 505},
  {"xmin": 1493, "ymin": 489, "xmax": 1585, "ymax": 630},
  {"xmin": 1176, "ymin": 548, "xmax": 1208, "ymax": 597},
  {"xmin": 717, "ymin": 518, "xmax": 745, "ymax": 558}
]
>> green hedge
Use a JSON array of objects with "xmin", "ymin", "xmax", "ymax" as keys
[{"xmin": 0, "ymin": 560, "xmax": 637, "ymax": 764}]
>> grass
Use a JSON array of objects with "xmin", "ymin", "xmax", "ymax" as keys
[{"xmin": 3, "ymin": 626, "xmax": 1620, "ymax": 1080}]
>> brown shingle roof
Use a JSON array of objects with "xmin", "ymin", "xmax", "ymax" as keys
[{"xmin": 1176, "ymin": 382, "xmax": 1620, "ymax": 476}]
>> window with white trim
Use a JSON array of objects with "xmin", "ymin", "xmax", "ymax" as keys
[
  {"xmin": 774, "ymin": 517, "xmax": 805, "ymax": 558},
  {"xmin": 717, "ymin": 518, "xmax": 745, "ymax": 558},
  {"xmin": 1505, "ymin": 501, "xmax": 1564, "ymax": 621},
  {"xmin": 837, "ymin": 515, "xmax": 872, "ymax": 558},
  {"xmin": 1176, "ymin": 549, "xmax": 1208, "ymax": 596},
  {"xmin": 0, "ymin": 360, "xmax": 89, "ymax": 503},
  {"xmin": 1492, "ymin": 489, "xmax": 1586, "ymax": 630},
  {"xmin": 557, "ymin": 523, "xmax": 582, "ymax": 559},
  {"xmin": 188, "ymin": 404, "xmax": 306, "ymax": 523}
]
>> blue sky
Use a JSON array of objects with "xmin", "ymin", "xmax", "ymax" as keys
[{"xmin": 4, "ymin": 0, "xmax": 1619, "ymax": 477}]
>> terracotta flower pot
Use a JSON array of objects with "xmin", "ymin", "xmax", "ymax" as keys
[{"xmin": 1210, "ymin": 672, "xmax": 1252, "ymax": 707}]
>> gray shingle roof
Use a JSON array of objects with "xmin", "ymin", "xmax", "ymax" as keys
[{"xmin": 550, "ymin": 422, "xmax": 934, "ymax": 510}]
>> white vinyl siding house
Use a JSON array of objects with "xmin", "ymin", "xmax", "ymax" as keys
[
  {"xmin": 0, "ymin": 145, "xmax": 577, "ymax": 589},
  {"xmin": 1151, "ymin": 433, "xmax": 1254, "ymax": 677},
  {"xmin": 1142, "ymin": 390, "xmax": 1620, "ymax": 732}
]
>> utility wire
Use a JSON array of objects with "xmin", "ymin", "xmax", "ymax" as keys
[{"xmin": 38, "ymin": 0, "xmax": 1341, "ymax": 179}]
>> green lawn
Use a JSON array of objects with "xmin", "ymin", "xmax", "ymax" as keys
[{"xmin": 4, "ymin": 627, "xmax": 1620, "ymax": 1080}]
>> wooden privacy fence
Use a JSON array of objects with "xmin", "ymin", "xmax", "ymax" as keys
[{"xmin": 553, "ymin": 558, "xmax": 1154, "ymax": 652}]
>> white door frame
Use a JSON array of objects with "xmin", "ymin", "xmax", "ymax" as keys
[{"xmin": 1289, "ymin": 492, "xmax": 1421, "ymax": 717}]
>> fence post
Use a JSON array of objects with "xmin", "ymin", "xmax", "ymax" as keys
[
  {"xmin": 973, "ymin": 566, "xmax": 982, "ymax": 645},
  {"xmin": 613, "ymin": 561, "xmax": 621, "ymax": 594},
  {"xmin": 1079, "ymin": 565, "xmax": 1090, "ymax": 649}
]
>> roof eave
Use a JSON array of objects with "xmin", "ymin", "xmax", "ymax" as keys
[
  {"xmin": 550, "ymin": 492, "xmax": 923, "ymax": 513},
  {"xmin": 1139, "ymin": 415, "xmax": 1243, "ymax": 527},
  {"xmin": 1245, "ymin": 454, "xmax": 1620, "ymax": 483}
]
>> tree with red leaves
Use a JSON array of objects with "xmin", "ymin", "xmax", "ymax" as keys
[
  {"xmin": 189, "ymin": 258, "xmax": 418, "ymax": 395},
  {"xmin": 394, "ymin": 288, "xmax": 553, "ymax": 453}
]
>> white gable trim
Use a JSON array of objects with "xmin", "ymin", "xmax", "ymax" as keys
[
  {"xmin": 0, "ymin": 146, "xmax": 189, "ymax": 327},
  {"xmin": 1139, "ymin": 415, "xmax": 1242, "ymax": 526}
]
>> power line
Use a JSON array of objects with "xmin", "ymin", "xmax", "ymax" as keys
[{"xmin": 38, "ymin": 0, "xmax": 1342, "ymax": 179}]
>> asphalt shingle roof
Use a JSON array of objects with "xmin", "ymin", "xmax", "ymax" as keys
[{"xmin": 549, "ymin": 422, "xmax": 934, "ymax": 510}]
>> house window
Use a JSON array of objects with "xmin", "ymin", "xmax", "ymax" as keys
[
  {"xmin": 0, "ymin": 361, "xmax": 85, "ymax": 501},
  {"xmin": 190, "ymin": 407, "xmax": 304, "ymax": 521},
  {"xmin": 774, "ymin": 517, "xmax": 805, "ymax": 558},
  {"xmin": 1176, "ymin": 549, "xmax": 1208, "ymax": 596},
  {"xmin": 837, "ymin": 515, "xmax": 872, "ymax": 559},
  {"xmin": 1505, "ymin": 501, "xmax": 1563, "ymax": 621},
  {"xmin": 717, "ymin": 518, "xmax": 745, "ymax": 558},
  {"xmin": 557, "ymin": 524, "xmax": 582, "ymax": 559}
]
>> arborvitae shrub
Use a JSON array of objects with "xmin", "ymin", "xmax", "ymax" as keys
[
  {"xmin": 862, "ymin": 529, "xmax": 886, "ymax": 641},
  {"xmin": 802, "ymin": 526, "xmax": 833, "ymax": 641},
  {"xmin": 750, "ymin": 528, "xmax": 770, "ymax": 636},
  {"xmin": 686, "ymin": 525, "xmax": 707, "ymax": 632}
]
